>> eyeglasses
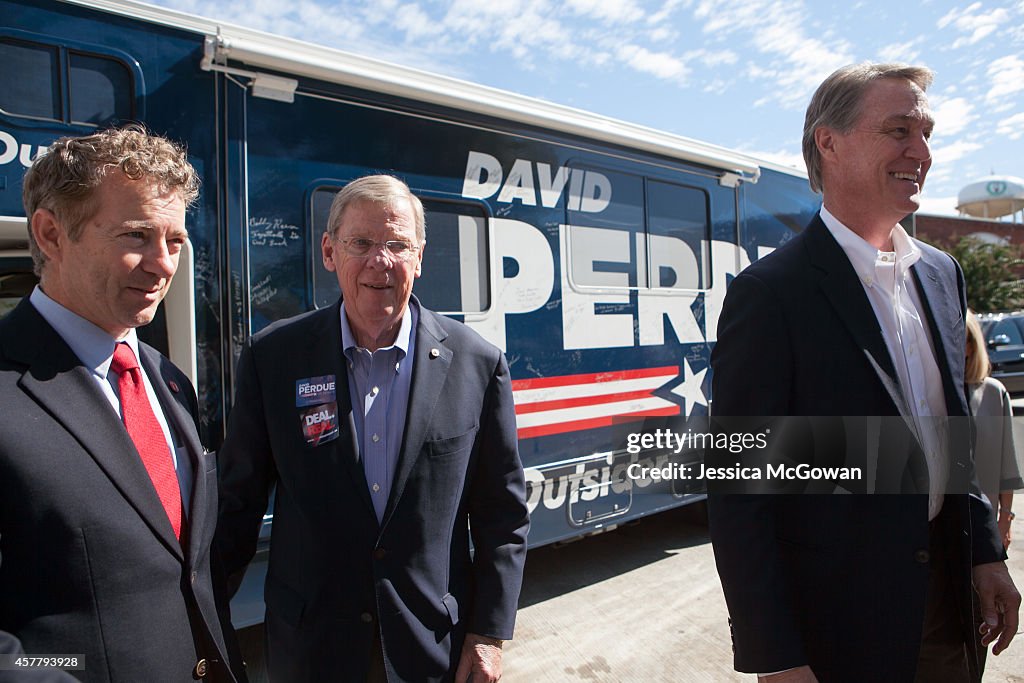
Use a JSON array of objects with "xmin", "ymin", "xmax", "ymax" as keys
[{"xmin": 336, "ymin": 237, "xmax": 419, "ymax": 261}]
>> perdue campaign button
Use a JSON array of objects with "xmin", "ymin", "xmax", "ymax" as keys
[{"xmin": 296, "ymin": 375, "xmax": 337, "ymax": 407}]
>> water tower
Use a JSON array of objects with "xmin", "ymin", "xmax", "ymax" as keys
[{"xmin": 957, "ymin": 175, "xmax": 1024, "ymax": 222}]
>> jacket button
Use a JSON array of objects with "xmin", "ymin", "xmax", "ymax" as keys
[
  {"xmin": 360, "ymin": 612, "xmax": 374, "ymax": 623},
  {"xmin": 190, "ymin": 571, "xmax": 198, "ymax": 584},
  {"xmin": 373, "ymin": 548, "xmax": 387, "ymax": 560},
  {"xmin": 193, "ymin": 658, "xmax": 208, "ymax": 679},
  {"xmin": 914, "ymin": 550, "xmax": 930, "ymax": 563}
]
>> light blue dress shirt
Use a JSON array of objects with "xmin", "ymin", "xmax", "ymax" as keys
[{"xmin": 340, "ymin": 300, "xmax": 417, "ymax": 524}]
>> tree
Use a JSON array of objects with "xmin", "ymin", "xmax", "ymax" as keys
[{"xmin": 936, "ymin": 235, "xmax": 1024, "ymax": 312}]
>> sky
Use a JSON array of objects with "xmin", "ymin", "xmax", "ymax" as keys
[{"xmin": 150, "ymin": 0, "xmax": 1024, "ymax": 217}]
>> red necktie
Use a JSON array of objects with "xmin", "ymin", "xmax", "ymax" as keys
[{"xmin": 111, "ymin": 343, "xmax": 183, "ymax": 540}]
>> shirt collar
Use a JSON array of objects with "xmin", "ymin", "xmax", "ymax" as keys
[
  {"xmin": 890, "ymin": 221, "xmax": 922, "ymax": 270},
  {"xmin": 30, "ymin": 285, "xmax": 140, "ymax": 378},
  {"xmin": 340, "ymin": 299, "xmax": 415, "ymax": 360},
  {"xmin": 819, "ymin": 206, "xmax": 921, "ymax": 286}
]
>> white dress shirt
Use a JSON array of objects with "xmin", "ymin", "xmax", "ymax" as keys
[{"xmin": 820, "ymin": 207, "xmax": 948, "ymax": 519}]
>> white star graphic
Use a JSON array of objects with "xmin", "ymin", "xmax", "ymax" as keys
[{"xmin": 670, "ymin": 359, "xmax": 708, "ymax": 411}]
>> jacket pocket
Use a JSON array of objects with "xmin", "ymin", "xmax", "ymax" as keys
[{"xmin": 425, "ymin": 425, "xmax": 479, "ymax": 457}]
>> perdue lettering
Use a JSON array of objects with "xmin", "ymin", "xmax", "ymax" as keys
[{"xmin": 299, "ymin": 382, "xmax": 335, "ymax": 395}]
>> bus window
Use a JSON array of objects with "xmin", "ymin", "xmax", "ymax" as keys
[
  {"xmin": 69, "ymin": 51, "xmax": 134, "ymax": 125},
  {"xmin": 0, "ymin": 39, "xmax": 61, "ymax": 121},
  {"xmin": 0, "ymin": 36, "xmax": 134, "ymax": 126},
  {"xmin": 310, "ymin": 187, "xmax": 490, "ymax": 315},
  {"xmin": 566, "ymin": 168, "xmax": 644, "ymax": 289},
  {"xmin": 564, "ymin": 169, "xmax": 712, "ymax": 292},
  {"xmin": 646, "ymin": 180, "xmax": 711, "ymax": 290},
  {"xmin": 415, "ymin": 198, "xmax": 490, "ymax": 315}
]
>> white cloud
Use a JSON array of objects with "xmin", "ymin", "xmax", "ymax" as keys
[
  {"xmin": 393, "ymin": 4, "xmax": 438, "ymax": 40},
  {"xmin": 742, "ymin": 148, "xmax": 807, "ymax": 170},
  {"xmin": 648, "ymin": 26, "xmax": 676, "ymax": 43},
  {"xmin": 647, "ymin": 0, "xmax": 688, "ymax": 25},
  {"xmin": 439, "ymin": 1, "xmax": 573, "ymax": 63},
  {"xmin": 877, "ymin": 37, "xmax": 924, "ymax": 64},
  {"xmin": 930, "ymin": 96, "xmax": 977, "ymax": 138},
  {"xmin": 925, "ymin": 164, "xmax": 955, "ymax": 186},
  {"xmin": 996, "ymin": 112, "xmax": 1024, "ymax": 140},
  {"xmin": 566, "ymin": 0, "xmax": 644, "ymax": 23},
  {"xmin": 691, "ymin": 0, "xmax": 853, "ymax": 109},
  {"xmin": 932, "ymin": 139, "xmax": 984, "ymax": 164},
  {"xmin": 688, "ymin": 48, "xmax": 739, "ymax": 68},
  {"xmin": 917, "ymin": 194, "xmax": 959, "ymax": 216},
  {"xmin": 987, "ymin": 55, "xmax": 1024, "ymax": 104},
  {"xmin": 702, "ymin": 78, "xmax": 730, "ymax": 94},
  {"xmin": 617, "ymin": 45, "xmax": 691, "ymax": 82},
  {"xmin": 937, "ymin": 2, "xmax": 1011, "ymax": 48}
]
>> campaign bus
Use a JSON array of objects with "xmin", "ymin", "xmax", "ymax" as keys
[{"xmin": 0, "ymin": 0, "xmax": 821, "ymax": 628}]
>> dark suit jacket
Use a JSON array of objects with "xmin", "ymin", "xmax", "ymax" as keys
[
  {"xmin": 216, "ymin": 297, "xmax": 530, "ymax": 683},
  {"xmin": 707, "ymin": 216, "xmax": 1004, "ymax": 682},
  {"xmin": 0, "ymin": 299, "xmax": 242, "ymax": 683}
]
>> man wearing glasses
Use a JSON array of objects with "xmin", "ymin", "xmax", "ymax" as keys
[{"xmin": 216, "ymin": 175, "xmax": 530, "ymax": 683}]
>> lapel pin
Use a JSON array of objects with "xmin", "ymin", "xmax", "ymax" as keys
[
  {"xmin": 429, "ymin": 348, "xmax": 440, "ymax": 359},
  {"xmin": 168, "ymin": 380, "xmax": 180, "ymax": 393}
]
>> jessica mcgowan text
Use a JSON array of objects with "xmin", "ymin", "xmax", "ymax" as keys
[{"xmin": 626, "ymin": 462, "xmax": 864, "ymax": 482}]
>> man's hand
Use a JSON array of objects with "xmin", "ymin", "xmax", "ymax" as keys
[
  {"xmin": 758, "ymin": 665, "xmax": 818, "ymax": 682},
  {"xmin": 973, "ymin": 561, "xmax": 1022, "ymax": 655},
  {"xmin": 454, "ymin": 632, "xmax": 504, "ymax": 683}
]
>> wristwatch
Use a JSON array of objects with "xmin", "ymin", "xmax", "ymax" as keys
[{"xmin": 1000, "ymin": 510, "xmax": 1016, "ymax": 521}]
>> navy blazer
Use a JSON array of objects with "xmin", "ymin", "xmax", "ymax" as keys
[
  {"xmin": 0, "ymin": 299, "xmax": 242, "ymax": 683},
  {"xmin": 707, "ymin": 216, "xmax": 1003, "ymax": 681},
  {"xmin": 216, "ymin": 297, "xmax": 530, "ymax": 682}
]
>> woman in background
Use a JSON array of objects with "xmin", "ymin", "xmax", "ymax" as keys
[{"xmin": 965, "ymin": 310, "xmax": 1023, "ymax": 551}]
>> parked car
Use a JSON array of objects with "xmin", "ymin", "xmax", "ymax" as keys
[{"xmin": 978, "ymin": 311, "xmax": 1024, "ymax": 396}]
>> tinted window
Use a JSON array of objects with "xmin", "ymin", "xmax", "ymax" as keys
[
  {"xmin": 565, "ymin": 170, "xmax": 712, "ymax": 291},
  {"xmin": 0, "ymin": 39, "xmax": 61, "ymax": 120},
  {"xmin": 69, "ymin": 51, "xmax": 133, "ymax": 125},
  {"xmin": 0, "ymin": 38, "xmax": 133, "ymax": 127},
  {"xmin": 310, "ymin": 188, "xmax": 491, "ymax": 314},
  {"xmin": 988, "ymin": 319, "xmax": 1024, "ymax": 346},
  {"xmin": 311, "ymin": 188, "xmax": 339, "ymax": 309},
  {"xmin": 567, "ymin": 169, "xmax": 643, "ymax": 288},
  {"xmin": 415, "ymin": 199, "xmax": 490, "ymax": 314},
  {"xmin": 646, "ymin": 180, "xmax": 711, "ymax": 290}
]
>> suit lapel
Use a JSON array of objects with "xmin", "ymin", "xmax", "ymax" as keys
[
  {"xmin": 909, "ymin": 254, "xmax": 965, "ymax": 416},
  {"xmin": 381, "ymin": 306, "xmax": 451, "ymax": 530},
  {"xmin": 8, "ymin": 302, "xmax": 184, "ymax": 558},
  {"xmin": 802, "ymin": 216, "xmax": 909, "ymax": 416}
]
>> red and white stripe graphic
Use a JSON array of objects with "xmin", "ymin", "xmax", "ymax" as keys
[{"xmin": 512, "ymin": 366, "xmax": 681, "ymax": 439}]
